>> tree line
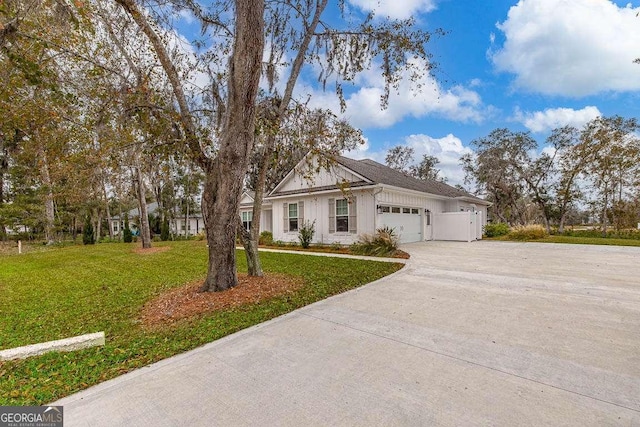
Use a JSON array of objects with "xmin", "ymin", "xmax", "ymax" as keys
[
  {"xmin": 1, "ymin": 0, "xmax": 437, "ymax": 291},
  {"xmin": 461, "ymin": 117, "xmax": 640, "ymax": 235}
]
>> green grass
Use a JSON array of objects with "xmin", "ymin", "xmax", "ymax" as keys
[
  {"xmin": 538, "ymin": 235, "xmax": 640, "ymax": 247},
  {"xmin": 0, "ymin": 241, "xmax": 403, "ymax": 404},
  {"xmin": 487, "ymin": 235, "xmax": 640, "ymax": 247}
]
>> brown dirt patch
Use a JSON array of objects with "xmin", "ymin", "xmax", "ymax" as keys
[
  {"xmin": 132, "ymin": 246, "xmax": 170, "ymax": 255},
  {"xmin": 140, "ymin": 273, "xmax": 304, "ymax": 327}
]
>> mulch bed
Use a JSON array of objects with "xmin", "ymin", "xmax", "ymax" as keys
[{"xmin": 140, "ymin": 273, "xmax": 304, "ymax": 328}]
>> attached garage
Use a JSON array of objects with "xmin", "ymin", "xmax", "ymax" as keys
[
  {"xmin": 379, "ymin": 205, "xmax": 423, "ymax": 243},
  {"xmin": 267, "ymin": 155, "xmax": 491, "ymax": 245}
]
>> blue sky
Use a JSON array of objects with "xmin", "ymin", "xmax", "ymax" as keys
[
  {"xmin": 305, "ymin": 0, "xmax": 640, "ymax": 184},
  {"xmin": 175, "ymin": 0, "xmax": 640, "ymax": 185}
]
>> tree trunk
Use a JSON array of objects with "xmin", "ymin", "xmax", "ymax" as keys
[
  {"xmin": 238, "ymin": 216, "xmax": 261, "ymax": 276},
  {"xmin": 241, "ymin": 141, "xmax": 271, "ymax": 277},
  {"xmin": 39, "ymin": 147, "xmax": 55, "ymax": 245},
  {"xmin": 541, "ymin": 212, "xmax": 551, "ymax": 234},
  {"xmin": 102, "ymin": 174, "xmax": 114, "ymax": 240},
  {"xmin": 200, "ymin": 0, "xmax": 265, "ymax": 292},
  {"xmin": 558, "ymin": 211, "xmax": 567, "ymax": 234},
  {"xmin": 201, "ymin": 163, "xmax": 246, "ymax": 291},
  {"xmin": 601, "ymin": 182, "xmax": 609, "ymax": 237},
  {"xmin": 95, "ymin": 209, "xmax": 102, "ymax": 242},
  {"xmin": 134, "ymin": 166, "xmax": 152, "ymax": 248}
]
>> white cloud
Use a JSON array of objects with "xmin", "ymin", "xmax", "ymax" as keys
[
  {"xmin": 302, "ymin": 58, "xmax": 487, "ymax": 130},
  {"xmin": 348, "ymin": 0, "xmax": 437, "ymax": 20},
  {"xmin": 346, "ymin": 133, "xmax": 471, "ymax": 186},
  {"xmin": 514, "ymin": 106, "xmax": 602, "ymax": 133},
  {"xmin": 491, "ymin": 0, "xmax": 640, "ymax": 96},
  {"xmin": 403, "ymin": 133, "xmax": 472, "ymax": 185}
]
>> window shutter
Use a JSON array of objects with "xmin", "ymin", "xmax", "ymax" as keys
[
  {"xmin": 283, "ymin": 203, "xmax": 288, "ymax": 232},
  {"xmin": 299, "ymin": 201, "xmax": 304, "ymax": 225},
  {"xmin": 349, "ymin": 196, "xmax": 357, "ymax": 234},
  {"xmin": 328, "ymin": 198, "xmax": 335, "ymax": 234}
]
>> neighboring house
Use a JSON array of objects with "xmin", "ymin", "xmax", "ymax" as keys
[
  {"xmin": 239, "ymin": 191, "xmax": 272, "ymax": 233},
  {"xmin": 111, "ymin": 202, "xmax": 204, "ymax": 237},
  {"xmin": 265, "ymin": 155, "xmax": 491, "ymax": 244}
]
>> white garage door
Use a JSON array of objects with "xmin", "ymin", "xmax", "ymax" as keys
[{"xmin": 380, "ymin": 207, "xmax": 423, "ymax": 243}]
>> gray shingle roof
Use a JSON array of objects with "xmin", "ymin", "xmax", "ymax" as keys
[{"xmin": 335, "ymin": 156, "xmax": 485, "ymax": 202}]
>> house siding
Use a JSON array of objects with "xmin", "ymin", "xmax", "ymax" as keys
[
  {"xmin": 271, "ymin": 189, "xmax": 374, "ymax": 245},
  {"xmin": 276, "ymin": 159, "xmax": 367, "ymax": 193}
]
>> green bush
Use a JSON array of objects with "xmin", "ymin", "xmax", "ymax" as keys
[
  {"xmin": 562, "ymin": 228, "xmax": 640, "ymax": 240},
  {"xmin": 351, "ymin": 226, "xmax": 399, "ymax": 257},
  {"xmin": 507, "ymin": 224, "xmax": 547, "ymax": 240},
  {"xmin": 123, "ymin": 214, "xmax": 133, "ymax": 243},
  {"xmin": 298, "ymin": 220, "xmax": 315, "ymax": 248},
  {"xmin": 274, "ymin": 240, "xmax": 285, "ymax": 247},
  {"xmin": 259, "ymin": 231, "xmax": 273, "ymax": 245},
  {"xmin": 160, "ymin": 219, "xmax": 170, "ymax": 241},
  {"xmin": 330, "ymin": 242, "xmax": 343, "ymax": 251},
  {"xmin": 82, "ymin": 215, "xmax": 95, "ymax": 245},
  {"xmin": 484, "ymin": 222, "xmax": 510, "ymax": 237}
]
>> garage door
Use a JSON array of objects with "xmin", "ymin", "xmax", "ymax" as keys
[{"xmin": 380, "ymin": 206, "xmax": 423, "ymax": 243}]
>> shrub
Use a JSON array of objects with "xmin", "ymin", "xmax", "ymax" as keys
[
  {"xmin": 259, "ymin": 231, "xmax": 273, "ymax": 246},
  {"xmin": 298, "ymin": 220, "xmax": 315, "ymax": 248},
  {"xmin": 351, "ymin": 226, "xmax": 399, "ymax": 257},
  {"xmin": 330, "ymin": 242, "xmax": 342, "ymax": 251},
  {"xmin": 561, "ymin": 228, "xmax": 640, "ymax": 240},
  {"xmin": 484, "ymin": 222, "xmax": 510, "ymax": 237},
  {"xmin": 160, "ymin": 219, "xmax": 170, "ymax": 241},
  {"xmin": 507, "ymin": 224, "xmax": 547, "ymax": 240},
  {"xmin": 123, "ymin": 213, "xmax": 133, "ymax": 243},
  {"xmin": 82, "ymin": 215, "xmax": 95, "ymax": 245},
  {"xmin": 274, "ymin": 240, "xmax": 285, "ymax": 247}
]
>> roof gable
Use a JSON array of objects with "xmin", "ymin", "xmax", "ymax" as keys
[{"xmin": 270, "ymin": 154, "xmax": 372, "ymax": 196}]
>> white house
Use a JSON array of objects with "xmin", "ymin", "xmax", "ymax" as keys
[
  {"xmin": 239, "ymin": 191, "xmax": 272, "ymax": 233},
  {"xmin": 111, "ymin": 202, "xmax": 204, "ymax": 237},
  {"xmin": 265, "ymin": 155, "xmax": 491, "ymax": 244}
]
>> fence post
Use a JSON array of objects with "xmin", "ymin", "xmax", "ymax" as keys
[{"xmin": 18, "ymin": 240, "xmax": 22, "ymax": 254}]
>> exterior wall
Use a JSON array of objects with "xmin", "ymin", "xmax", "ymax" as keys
[
  {"xmin": 174, "ymin": 217, "xmax": 204, "ymax": 236},
  {"xmin": 376, "ymin": 190, "xmax": 448, "ymax": 242},
  {"xmin": 271, "ymin": 189, "xmax": 375, "ymax": 245},
  {"xmin": 433, "ymin": 212, "xmax": 476, "ymax": 242},
  {"xmin": 277, "ymin": 160, "xmax": 366, "ymax": 193},
  {"xmin": 238, "ymin": 207, "xmax": 273, "ymax": 233}
]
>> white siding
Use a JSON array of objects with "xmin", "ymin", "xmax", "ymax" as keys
[
  {"xmin": 174, "ymin": 218, "xmax": 204, "ymax": 236},
  {"xmin": 239, "ymin": 193, "xmax": 254, "ymax": 205},
  {"xmin": 277, "ymin": 160, "xmax": 366, "ymax": 193},
  {"xmin": 433, "ymin": 212, "xmax": 476, "ymax": 242},
  {"xmin": 272, "ymin": 189, "xmax": 375, "ymax": 245}
]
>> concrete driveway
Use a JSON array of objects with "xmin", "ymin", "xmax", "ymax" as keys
[{"xmin": 56, "ymin": 241, "xmax": 640, "ymax": 426}]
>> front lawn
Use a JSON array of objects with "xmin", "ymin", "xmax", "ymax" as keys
[
  {"xmin": 487, "ymin": 234, "xmax": 640, "ymax": 247},
  {"xmin": 0, "ymin": 241, "xmax": 403, "ymax": 405},
  {"xmin": 538, "ymin": 235, "xmax": 640, "ymax": 247}
]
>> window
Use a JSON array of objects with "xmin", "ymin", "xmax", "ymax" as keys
[
  {"xmin": 242, "ymin": 211, "xmax": 253, "ymax": 231},
  {"xmin": 336, "ymin": 199, "xmax": 349, "ymax": 232},
  {"xmin": 113, "ymin": 222, "xmax": 119, "ymax": 232},
  {"xmin": 288, "ymin": 203, "xmax": 298, "ymax": 232},
  {"xmin": 411, "ymin": 208, "xmax": 419, "ymax": 214},
  {"xmin": 381, "ymin": 206, "xmax": 390, "ymax": 213},
  {"xmin": 391, "ymin": 207, "xmax": 401, "ymax": 213},
  {"xmin": 403, "ymin": 207, "xmax": 411, "ymax": 214}
]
